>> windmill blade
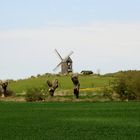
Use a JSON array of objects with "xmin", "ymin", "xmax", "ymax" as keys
[
  {"xmin": 63, "ymin": 51, "xmax": 73, "ymax": 62},
  {"xmin": 54, "ymin": 49, "xmax": 63, "ymax": 61},
  {"xmin": 53, "ymin": 62, "xmax": 62, "ymax": 71}
]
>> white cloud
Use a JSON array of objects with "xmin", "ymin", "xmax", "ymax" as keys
[{"xmin": 0, "ymin": 22, "xmax": 140, "ymax": 79}]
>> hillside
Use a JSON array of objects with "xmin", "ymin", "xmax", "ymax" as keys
[{"xmin": 9, "ymin": 75, "xmax": 113, "ymax": 92}]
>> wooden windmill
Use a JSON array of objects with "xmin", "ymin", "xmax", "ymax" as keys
[{"xmin": 53, "ymin": 49, "xmax": 73, "ymax": 74}]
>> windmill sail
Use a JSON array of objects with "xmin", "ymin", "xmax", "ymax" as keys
[
  {"xmin": 53, "ymin": 62, "xmax": 62, "ymax": 71},
  {"xmin": 54, "ymin": 49, "xmax": 63, "ymax": 61},
  {"xmin": 63, "ymin": 51, "xmax": 73, "ymax": 62}
]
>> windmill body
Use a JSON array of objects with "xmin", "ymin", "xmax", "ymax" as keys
[
  {"xmin": 54, "ymin": 49, "xmax": 73, "ymax": 74},
  {"xmin": 61, "ymin": 57, "xmax": 73, "ymax": 74}
]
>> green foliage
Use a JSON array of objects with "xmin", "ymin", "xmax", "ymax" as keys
[
  {"xmin": 25, "ymin": 88, "xmax": 46, "ymax": 102},
  {"xmin": 102, "ymin": 87, "xmax": 113, "ymax": 100},
  {"xmin": 112, "ymin": 71, "xmax": 140, "ymax": 100}
]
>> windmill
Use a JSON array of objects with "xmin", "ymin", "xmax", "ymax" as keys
[{"xmin": 53, "ymin": 49, "xmax": 73, "ymax": 74}]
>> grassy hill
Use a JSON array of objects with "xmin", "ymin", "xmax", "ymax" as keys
[
  {"xmin": 3, "ymin": 74, "xmax": 115, "ymax": 102},
  {"xmin": 9, "ymin": 75, "xmax": 114, "ymax": 94}
]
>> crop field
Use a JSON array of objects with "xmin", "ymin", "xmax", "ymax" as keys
[{"xmin": 0, "ymin": 102, "xmax": 140, "ymax": 140}]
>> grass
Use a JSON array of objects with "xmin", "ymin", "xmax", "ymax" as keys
[
  {"xmin": 9, "ymin": 75, "xmax": 114, "ymax": 94},
  {"xmin": 0, "ymin": 102, "xmax": 140, "ymax": 140}
]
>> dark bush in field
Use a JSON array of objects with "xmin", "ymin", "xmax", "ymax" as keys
[
  {"xmin": 81, "ymin": 70, "xmax": 93, "ymax": 75},
  {"xmin": 0, "ymin": 89, "xmax": 15, "ymax": 97},
  {"xmin": 4, "ymin": 90, "xmax": 15, "ymax": 97},
  {"xmin": 0, "ymin": 89, "xmax": 2, "ymax": 96},
  {"xmin": 25, "ymin": 88, "xmax": 46, "ymax": 102},
  {"xmin": 112, "ymin": 71, "xmax": 140, "ymax": 100}
]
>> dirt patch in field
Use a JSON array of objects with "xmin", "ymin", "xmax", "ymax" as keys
[
  {"xmin": 0, "ymin": 96, "xmax": 110, "ymax": 102},
  {"xmin": 0, "ymin": 96, "xmax": 95, "ymax": 102},
  {"xmin": 0, "ymin": 96, "xmax": 26, "ymax": 102}
]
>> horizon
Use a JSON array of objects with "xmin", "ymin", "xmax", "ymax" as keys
[{"xmin": 0, "ymin": 0, "xmax": 140, "ymax": 80}]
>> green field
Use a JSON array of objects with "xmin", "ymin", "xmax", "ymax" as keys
[
  {"xmin": 0, "ymin": 102, "xmax": 139, "ymax": 140},
  {"xmin": 9, "ymin": 75, "xmax": 113, "ymax": 94},
  {"xmin": 7, "ymin": 75, "xmax": 114, "ymax": 101}
]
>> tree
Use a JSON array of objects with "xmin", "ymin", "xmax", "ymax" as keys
[
  {"xmin": 46, "ymin": 79, "xmax": 58, "ymax": 97},
  {"xmin": 112, "ymin": 71, "xmax": 140, "ymax": 100},
  {"xmin": 71, "ymin": 74, "xmax": 80, "ymax": 99}
]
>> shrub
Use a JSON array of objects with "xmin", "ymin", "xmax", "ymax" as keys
[
  {"xmin": 25, "ymin": 88, "xmax": 46, "ymax": 102},
  {"xmin": 0, "ymin": 89, "xmax": 15, "ymax": 97},
  {"xmin": 102, "ymin": 87, "xmax": 113, "ymax": 100},
  {"xmin": 112, "ymin": 71, "xmax": 140, "ymax": 100},
  {"xmin": 0, "ymin": 89, "xmax": 2, "ymax": 96},
  {"xmin": 4, "ymin": 90, "xmax": 15, "ymax": 97},
  {"xmin": 81, "ymin": 70, "xmax": 93, "ymax": 75}
]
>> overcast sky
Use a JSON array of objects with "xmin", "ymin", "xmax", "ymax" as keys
[{"xmin": 0, "ymin": 0, "xmax": 140, "ymax": 79}]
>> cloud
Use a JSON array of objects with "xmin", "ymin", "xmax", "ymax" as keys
[{"xmin": 0, "ymin": 22, "xmax": 140, "ymax": 79}]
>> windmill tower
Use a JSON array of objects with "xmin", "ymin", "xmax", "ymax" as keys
[{"xmin": 53, "ymin": 49, "xmax": 73, "ymax": 74}]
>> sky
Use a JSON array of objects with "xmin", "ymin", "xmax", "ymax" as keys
[{"xmin": 0, "ymin": 0, "xmax": 140, "ymax": 79}]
